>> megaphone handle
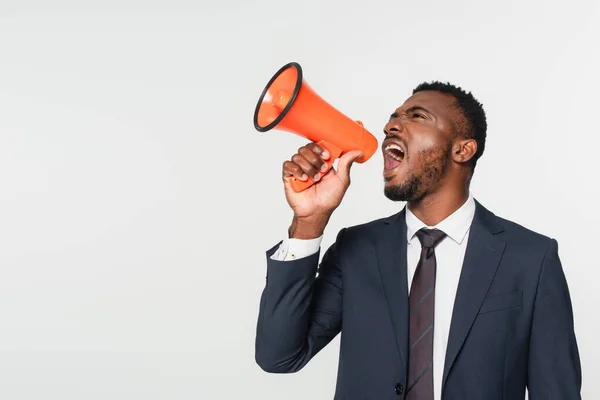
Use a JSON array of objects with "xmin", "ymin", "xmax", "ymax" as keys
[{"xmin": 290, "ymin": 140, "xmax": 343, "ymax": 193}]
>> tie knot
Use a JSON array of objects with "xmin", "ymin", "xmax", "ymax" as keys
[{"xmin": 415, "ymin": 228, "xmax": 447, "ymax": 249}]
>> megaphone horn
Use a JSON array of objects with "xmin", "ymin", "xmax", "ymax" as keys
[{"xmin": 253, "ymin": 62, "xmax": 378, "ymax": 192}]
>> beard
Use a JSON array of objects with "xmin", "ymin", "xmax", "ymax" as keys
[{"xmin": 384, "ymin": 145, "xmax": 450, "ymax": 202}]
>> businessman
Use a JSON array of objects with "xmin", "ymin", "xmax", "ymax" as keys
[{"xmin": 255, "ymin": 82, "xmax": 581, "ymax": 399}]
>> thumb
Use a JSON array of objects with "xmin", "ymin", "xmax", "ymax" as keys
[{"xmin": 336, "ymin": 150, "xmax": 364, "ymax": 182}]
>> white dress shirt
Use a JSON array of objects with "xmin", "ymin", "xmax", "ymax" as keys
[{"xmin": 271, "ymin": 194, "xmax": 476, "ymax": 400}]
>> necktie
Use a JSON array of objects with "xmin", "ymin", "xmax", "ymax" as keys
[{"xmin": 406, "ymin": 228, "xmax": 447, "ymax": 399}]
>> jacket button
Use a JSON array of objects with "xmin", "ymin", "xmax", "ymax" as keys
[{"xmin": 395, "ymin": 383, "xmax": 404, "ymax": 395}]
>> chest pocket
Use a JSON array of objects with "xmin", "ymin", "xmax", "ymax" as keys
[{"xmin": 478, "ymin": 290, "xmax": 522, "ymax": 314}]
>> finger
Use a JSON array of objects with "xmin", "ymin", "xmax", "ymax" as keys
[
  {"xmin": 291, "ymin": 153, "xmax": 321, "ymax": 181},
  {"xmin": 299, "ymin": 146, "xmax": 329, "ymax": 174},
  {"xmin": 336, "ymin": 150, "xmax": 363, "ymax": 182},
  {"xmin": 282, "ymin": 160, "xmax": 308, "ymax": 181},
  {"xmin": 306, "ymin": 142, "xmax": 330, "ymax": 160}
]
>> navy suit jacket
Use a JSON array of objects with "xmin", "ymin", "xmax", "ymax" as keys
[{"xmin": 255, "ymin": 200, "xmax": 581, "ymax": 399}]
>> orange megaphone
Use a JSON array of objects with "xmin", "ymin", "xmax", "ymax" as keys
[{"xmin": 253, "ymin": 62, "xmax": 379, "ymax": 192}]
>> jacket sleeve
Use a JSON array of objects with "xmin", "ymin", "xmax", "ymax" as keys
[
  {"xmin": 527, "ymin": 239, "xmax": 582, "ymax": 399},
  {"xmin": 255, "ymin": 228, "xmax": 346, "ymax": 373}
]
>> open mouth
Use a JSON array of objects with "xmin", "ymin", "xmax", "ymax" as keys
[{"xmin": 383, "ymin": 143, "xmax": 405, "ymax": 171}]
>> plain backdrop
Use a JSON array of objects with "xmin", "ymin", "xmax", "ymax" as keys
[{"xmin": 0, "ymin": 0, "xmax": 598, "ymax": 399}]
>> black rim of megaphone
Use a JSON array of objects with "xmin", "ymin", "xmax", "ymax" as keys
[{"xmin": 253, "ymin": 62, "xmax": 303, "ymax": 132}]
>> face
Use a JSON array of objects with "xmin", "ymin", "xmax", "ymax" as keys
[{"xmin": 382, "ymin": 90, "xmax": 461, "ymax": 202}]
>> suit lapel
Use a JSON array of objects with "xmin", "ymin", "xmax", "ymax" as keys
[
  {"xmin": 442, "ymin": 201, "xmax": 506, "ymax": 390},
  {"xmin": 376, "ymin": 208, "xmax": 409, "ymax": 378}
]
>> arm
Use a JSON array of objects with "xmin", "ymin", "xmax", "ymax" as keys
[
  {"xmin": 527, "ymin": 239, "xmax": 582, "ymax": 399},
  {"xmin": 255, "ymin": 228, "xmax": 345, "ymax": 373}
]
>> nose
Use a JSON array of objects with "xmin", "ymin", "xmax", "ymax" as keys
[{"xmin": 384, "ymin": 117, "xmax": 404, "ymax": 136}]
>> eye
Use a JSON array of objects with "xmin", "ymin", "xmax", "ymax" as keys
[{"xmin": 412, "ymin": 112, "xmax": 426, "ymax": 119}]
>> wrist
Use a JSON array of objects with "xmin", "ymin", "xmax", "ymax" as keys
[{"xmin": 289, "ymin": 214, "xmax": 330, "ymax": 239}]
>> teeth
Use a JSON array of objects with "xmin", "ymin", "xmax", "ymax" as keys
[
  {"xmin": 387, "ymin": 152, "xmax": 402, "ymax": 161},
  {"xmin": 384, "ymin": 144, "xmax": 404, "ymax": 161},
  {"xmin": 385, "ymin": 144, "xmax": 404, "ymax": 153}
]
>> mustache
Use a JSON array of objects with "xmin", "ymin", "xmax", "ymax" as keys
[{"xmin": 384, "ymin": 134, "xmax": 409, "ymax": 152}]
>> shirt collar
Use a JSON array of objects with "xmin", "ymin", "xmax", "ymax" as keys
[{"xmin": 405, "ymin": 192, "xmax": 476, "ymax": 245}]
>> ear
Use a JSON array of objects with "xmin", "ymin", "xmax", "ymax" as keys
[{"xmin": 452, "ymin": 138, "xmax": 477, "ymax": 164}]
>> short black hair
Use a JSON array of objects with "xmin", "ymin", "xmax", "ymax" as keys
[{"xmin": 412, "ymin": 81, "xmax": 487, "ymax": 170}]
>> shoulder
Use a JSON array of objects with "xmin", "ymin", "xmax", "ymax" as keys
[
  {"xmin": 498, "ymin": 216, "xmax": 552, "ymax": 243},
  {"xmin": 332, "ymin": 210, "xmax": 403, "ymax": 247},
  {"xmin": 345, "ymin": 210, "xmax": 401, "ymax": 233},
  {"xmin": 477, "ymin": 200, "xmax": 556, "ymax": 252},
  {"xmin": 348, "ymin": 214, "xmax": 399, "ymax": 232}
]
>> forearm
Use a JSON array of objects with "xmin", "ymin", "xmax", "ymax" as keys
[
  {"xmin": 255, "ymin": 250, "xmax": 321, "ymax": 373},
  {"xmin": 288, "ymin": 214, "xmax": 331, "ymax": 239},
  {"xmin": 256, "ymin": 230, "xmax": 345, "ymax": 373}
]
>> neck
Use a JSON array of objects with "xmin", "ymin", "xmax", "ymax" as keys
[{"xmin": 407, "ymin": 185, "xmax": 469, "ymax": 226}]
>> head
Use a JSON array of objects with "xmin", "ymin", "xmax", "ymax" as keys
[{"xmin": 382, "ymin": 82, "xmax": 486, "ymax": 203}]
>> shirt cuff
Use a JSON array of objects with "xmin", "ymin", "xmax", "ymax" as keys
[{"xmin": 270, "ymin": 235, "xmax": 323, "ymax": 261}]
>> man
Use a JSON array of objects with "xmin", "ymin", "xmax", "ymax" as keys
[{"xmin": 254, "ymin": 82, "xmax": 581, "ymax": 399}]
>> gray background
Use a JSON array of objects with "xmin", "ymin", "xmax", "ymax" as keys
[{"xmin": 0, "ymin": 0, "xmax": 598, "ymax": 399}]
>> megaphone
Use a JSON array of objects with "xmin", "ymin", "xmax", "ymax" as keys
[{"xmin": 253, "ymin": 62, "xmax": 378, "ymax": 192}]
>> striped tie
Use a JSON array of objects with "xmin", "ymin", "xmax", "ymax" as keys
[{"xmin": 406, "ymin": 228, "xmax": 447, "ymax": 400}]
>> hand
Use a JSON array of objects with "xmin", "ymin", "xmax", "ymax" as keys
[{"xmin": 282, "ymin": 143, "xmax": 363, "ymax": 238}]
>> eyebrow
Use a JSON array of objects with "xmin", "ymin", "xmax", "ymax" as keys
[
  {"xmin": 390, "ymin": 106, "xmax": 434, "ymax": 119},
  {"xmin": 406, "ymin": 106, "xmax": 433, "ymax": 116}
]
